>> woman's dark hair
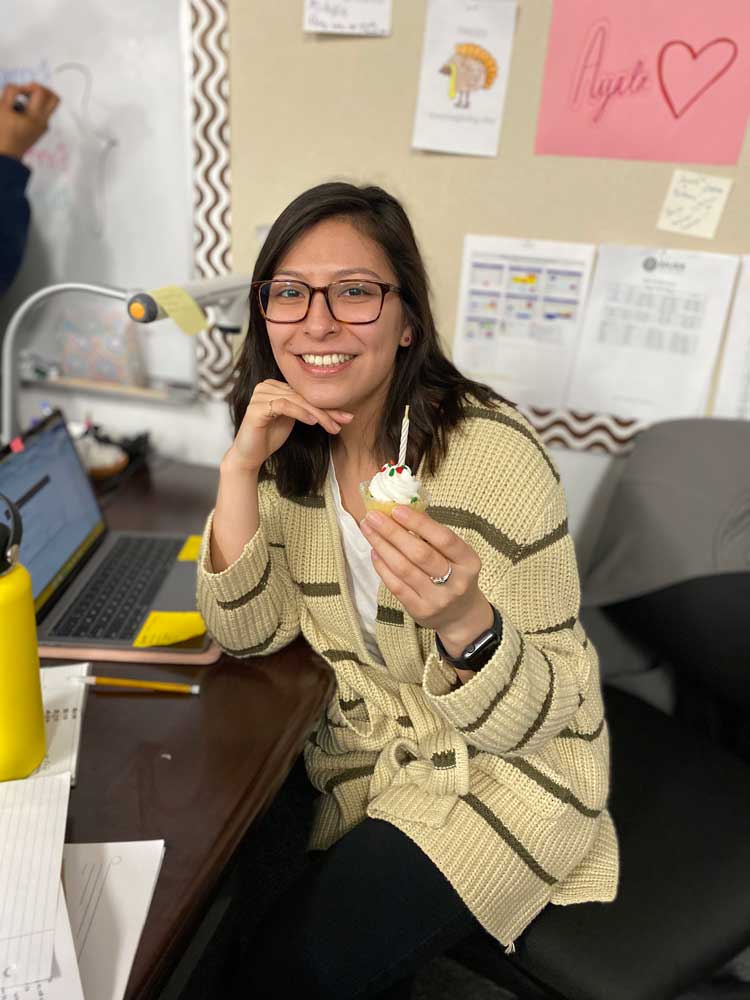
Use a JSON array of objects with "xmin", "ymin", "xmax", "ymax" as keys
[{"xmin": 230, "ymin": 181, "xmax": 510, "ymax": 496}]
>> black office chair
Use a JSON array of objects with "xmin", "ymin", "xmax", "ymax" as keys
[
  {"xmin": 447, "ymin": 417, "xmax": 750, "ymax": 999},
  {"xmin": 447, "ymin": 570, "xmax": 750, "ymax": 1000},
  {"xmin": 606, "ymin": 572, "xmax": 750, "ymax": 762}
]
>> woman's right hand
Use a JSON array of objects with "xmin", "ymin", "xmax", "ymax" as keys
[{"xmin": 226, "ymin": 379, "xmax": 354, "ymax": 472}]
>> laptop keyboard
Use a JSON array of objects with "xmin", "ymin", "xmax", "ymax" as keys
[{"xmin": 50, "ymin": 536, "xmax": 183, "ymax": 641}]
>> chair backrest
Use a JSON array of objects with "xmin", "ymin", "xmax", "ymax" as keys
[{"xmin": 580, "ymin": 417, "xmax": 750, "ymax": 609}]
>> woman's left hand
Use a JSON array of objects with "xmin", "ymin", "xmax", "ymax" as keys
[{"xmin": 359, "ymin": 505, "xmax": 494, "ymax": 658}]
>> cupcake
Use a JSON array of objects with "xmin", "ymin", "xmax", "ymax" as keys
[{"xmin": 360, "ymin": 461, "xmax": 429, "ymax": 517}]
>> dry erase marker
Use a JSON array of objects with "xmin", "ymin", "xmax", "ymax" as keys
[{"xmin": 81, "ymin": 676, "xmax": 200, "ymax": 695}]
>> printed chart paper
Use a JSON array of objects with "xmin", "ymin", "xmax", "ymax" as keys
[
  {"xmin": 412, "ymin": 0, "xmax": 518, "ymax": 157},
  {"xmin": 32, "ymin": 662, "xmax": 90, "ymax": 785},
  {"xmin": 535, "ymin": 0, "xmax": 750, "ymax": 164},
  {"xmin": 453, "ymin": 236, "xmax": 596, "ymax": 408},
  {"xmin": 303, "ymin": 0, "xmax": 391, "ymax": 36},
  {"xmin": 714, "ymin": 256, "xmax": 750, "ymax": 419},
  {"xmin": 657, "ymin": 170, "xmax": 733, "ymax": 239},
  {"xmin": 566, "ymin": 245, "xmax": 739, "ymax": 422}
]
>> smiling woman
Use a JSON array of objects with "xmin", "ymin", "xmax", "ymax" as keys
[
  {"xmin": 229, "ymin": 183, "xmax": 502, "ymax": 501},
  {"xmin": 194, "ymin": 182, "xmax": 618, "ymax": 1000}
]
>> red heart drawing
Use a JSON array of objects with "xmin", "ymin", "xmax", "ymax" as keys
[{"xmin": 657, "ymin": 38, "xmax": 738, "ymax": 118}]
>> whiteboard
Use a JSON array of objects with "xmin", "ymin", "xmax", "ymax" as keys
[{"xmin": 0, "ymin": 0, "xmax": 196, "ymax": 386}]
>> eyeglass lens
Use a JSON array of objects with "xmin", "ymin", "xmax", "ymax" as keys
[{"xmin": 260, "ymin": 280, "xmax": 384, "ymax": 322}]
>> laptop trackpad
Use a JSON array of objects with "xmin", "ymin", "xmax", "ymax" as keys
[{"xmin": 150, "ymin": 559, "xmax": 198, "ymax": 612}]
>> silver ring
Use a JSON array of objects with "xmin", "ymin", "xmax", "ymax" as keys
[{"xmin": 430, "ymin": 564, "xmax": 452, "ymax": 586}]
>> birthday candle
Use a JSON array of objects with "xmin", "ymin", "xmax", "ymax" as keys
[{"xmin": 398, "ymin": 405, "xmax": 410, "ymax": 466}]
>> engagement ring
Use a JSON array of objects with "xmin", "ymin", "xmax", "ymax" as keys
[{"xmin": 430, "ymin": 565, "xmax": 452, "ymax": 586}]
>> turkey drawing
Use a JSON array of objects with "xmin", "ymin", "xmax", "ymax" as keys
[{"xmin": 440, "ymin": 43, "xmax": 498, "ymax": 109}]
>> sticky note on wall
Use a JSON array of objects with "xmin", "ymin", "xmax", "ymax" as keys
[
  {"xmin": 657, "ymin": 170, "xmax": 733, "ymax": 240},
  {"xmin": 149, "ymin": 286, "xmax": 209, "ymax": 335}
]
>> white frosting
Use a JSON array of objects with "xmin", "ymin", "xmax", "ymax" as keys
[{"xmin": 367, "ymin": 462, "xmax": 422, "ymax": 504}]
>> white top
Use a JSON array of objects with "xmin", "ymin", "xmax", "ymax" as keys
[{"xmin": 328, "ymin": 459, "xmax": 384, "ymax": 665}]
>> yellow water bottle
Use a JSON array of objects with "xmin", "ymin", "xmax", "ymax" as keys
[{"xmin": 0, "ymin": 493, "xmax": 46, "ymax": 780}]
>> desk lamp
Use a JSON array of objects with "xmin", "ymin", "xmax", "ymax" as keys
[{"xmin": 1, "ymin": 275, "xmax": 251, "ymax": 444}]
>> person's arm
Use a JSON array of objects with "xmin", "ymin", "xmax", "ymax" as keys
[
  {"xmin": 362, "ymin": 409, "xmax": 597, "ymax": 755},
  {"xmin": 421, "ymin": 473, "xmax": 595, "ymax": 756},
  {"xmin": 196, "ymin": 379, "xmax": 353, "ymax": 658},
  {"xmin": 196, "ymin": 472, "xmax": 302, "ymax": 659},
  {"xmin": 0, "ymin": 154, "xmax": 31, "ymax": 295},
  {"xmin": 0, "ymin": 82, "xmax": 60, "ymax": 294}
]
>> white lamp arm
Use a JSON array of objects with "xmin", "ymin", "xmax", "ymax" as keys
[
  {"xmin": 1, "ymin": 274, "xmax": 252, "ymax": 444},
  {"xmin": 1, "ymin": 282, "xmax": 129, "ymax": 444}
]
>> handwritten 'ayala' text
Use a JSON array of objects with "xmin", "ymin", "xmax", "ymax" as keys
[{"xmin": 570, "ymin": 19, "xmax": 649, "ymax": 122}]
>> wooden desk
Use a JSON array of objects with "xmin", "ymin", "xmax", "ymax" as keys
[{"xmin": 59, "ymin": 460, "xmax": 334, "ymax": 1000}]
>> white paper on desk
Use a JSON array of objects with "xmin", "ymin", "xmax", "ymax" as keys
[
  {"xmin": 566, "ymin": 244, "xmax": 739, "ymax": 423},
  {"xmin": 62, "ymin": 840, "xmax": 165, "ymax": 1000},
  {"xmin": 303, "ymin": 0, "xmax": 391, "ymax": 36},
  {"xmin": 30, "ymin": 663, "xmax": 90, "ymax": 786},
  {"xmin": 713, "ymin": 256, "xmax": 750, "ymax": 420},
  {"xmin": 453, "ymin": 235, "xmax": 596, "ymax": 408},
  {"xmin": 0, "ymin": 772, "xmax": 71, "ymax": 988},
  {"xmin": 412, "ymin": 0, "xmax": 517, "ymax": 157},
  {"xmin": 0, "ymin": 888, "xmax": 84, "ymax": 1000},
  {"xmin": 657, "ymin": 170, "xmax": 733, "ymax": 241}
]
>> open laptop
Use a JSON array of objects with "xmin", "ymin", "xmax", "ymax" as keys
[{"xmin": 0, "ymin": 409, "xmax": 220, "ymax": 663}]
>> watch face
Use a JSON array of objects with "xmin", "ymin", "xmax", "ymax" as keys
[
  {"xmin": 464, "ymin": 631, "xmax": 494, "ymax": 660},
  {"xmin": 436, "ymin": 606, "xmax": 502, "ymax": 671}
]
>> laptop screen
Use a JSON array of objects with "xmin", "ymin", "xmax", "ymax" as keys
[{"xmin": 0, "ymin": 411, "xmax": 105, "ymax": 614}]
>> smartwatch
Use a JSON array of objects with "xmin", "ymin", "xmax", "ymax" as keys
[{"xmin": 435, "ymin": 605, "xmax": 503, "ymax": 673}]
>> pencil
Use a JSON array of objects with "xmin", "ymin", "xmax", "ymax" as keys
[{"xmin": 81, "ymin": 676, "xmax": 200, "ymax": 695}]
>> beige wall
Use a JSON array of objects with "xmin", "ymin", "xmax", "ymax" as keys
[
  {"xmin": 20, "ymin": 1, "xmax": 747, "ymax": 474},
  {"xmin": 229, "ymin": 0, "xmax": 749, "ymax": 353}
]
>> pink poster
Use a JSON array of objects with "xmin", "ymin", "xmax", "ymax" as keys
[{"xmin": 535, "ymin": 0, "xmax": 750, "ymax": 164}]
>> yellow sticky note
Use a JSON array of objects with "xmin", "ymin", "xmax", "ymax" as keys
[
  {"xmin": 657, "ymin": 170, "xmax": 733, "ymax": 240},
  {"xmin": 149, "ymin": 286, "xmax": 209, "ymax": 335},
  {"xmin": 178, "ymin": 535, "xmax": 202, "ymax": 562},
  {"xmin": 133, "ymin": 611, "xmax": 207, "ymax": 648}
]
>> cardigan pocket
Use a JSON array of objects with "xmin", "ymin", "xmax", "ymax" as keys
[{"xmin": 332, "ymin": 682, "xmax": 373, "ymax": 738}]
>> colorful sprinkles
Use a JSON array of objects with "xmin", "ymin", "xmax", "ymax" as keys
[
  {"xmin": 382, "ymin": 461, "xmax": 408, "ymax": 477},
  {"xmin": 368, "ymin": 461, "xmax": 422, "ymax": 507}
]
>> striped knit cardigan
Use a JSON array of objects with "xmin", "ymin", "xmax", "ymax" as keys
[{"xmin": 197, "ymin": 401, "xmax": 619, "ymax": 949}]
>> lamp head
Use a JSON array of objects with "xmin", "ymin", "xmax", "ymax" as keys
[{"xmin": 126, "ymin": 274, "xmax": 251, "ymax": 334}]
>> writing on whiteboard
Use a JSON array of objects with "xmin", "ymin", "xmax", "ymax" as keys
[{"xmin": 0, "ymin": 59, "xmax": 53, "ymax": 87}]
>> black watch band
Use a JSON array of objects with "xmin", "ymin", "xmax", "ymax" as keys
[{"xmin": 435, "ymin": 605, "xmax": 503, "ymax": 673}]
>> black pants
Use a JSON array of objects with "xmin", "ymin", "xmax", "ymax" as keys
[
  {"xmin": 183, "ymin": 756, "xmax": 480, "ymax": 1000},
  {"xmin": 241, "ymin": 813, "xmax": 481, "ymax": 999}
]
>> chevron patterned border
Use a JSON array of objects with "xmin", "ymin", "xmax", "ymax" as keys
[
  {"xmin": 190, "ymin": 0, "xmax": 236, "ymax": 398},
  {"xmin": 519, "ymin": 406, "xmax": 645, "ymax": 456}
]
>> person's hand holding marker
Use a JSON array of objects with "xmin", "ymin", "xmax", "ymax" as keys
[
  {"xmin": 0, "ymin": 82, "xmax": 60, "ymax": 160},
  {"xmin": 227, "ymin": 379, "xmax": 353, "ymax": 473}
]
